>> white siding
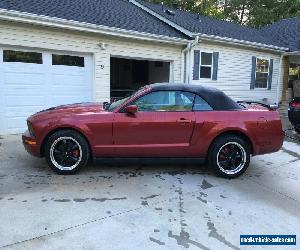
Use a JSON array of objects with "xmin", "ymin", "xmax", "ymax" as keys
[
  {"xmin": 191, "ymin": 42, "xmax": 281, "ymax": 104},
  {"xmin": 0, "ymin": 22, "xmax": 183, "ymax": 103}
]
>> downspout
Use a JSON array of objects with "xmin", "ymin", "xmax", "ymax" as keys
[
  {"xmin": 181, "ymin": 42, "xmax": 192, "ymax": 83},
  {"xmin": 276, "ymin": 54, "xmax": 284, "ymax": 105},
  {"xmin": 182, "ymin": 36, "xmax": 200, "ymax": 83}
]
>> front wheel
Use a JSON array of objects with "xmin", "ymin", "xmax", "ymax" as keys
[
  {"xmin": 208, "ymin": 135, "xmax": 250, "ymax": 178},
  {"xmin": 45, "ymin": 130, "xmax": 90, "ymax": 174}
]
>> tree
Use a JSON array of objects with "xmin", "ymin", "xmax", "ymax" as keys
[{"xmin": 146, "ymin": 0, "xmax": 300, "ymax": 27}]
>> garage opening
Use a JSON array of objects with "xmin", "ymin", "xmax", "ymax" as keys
[{"xmin": 110, "ymin": 57, "xmax": 170, "ymax": 99}]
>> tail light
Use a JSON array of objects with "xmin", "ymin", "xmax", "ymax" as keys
[{"xmin": 290, "ymin": 101, "xmax": 300, "ymax": 108}]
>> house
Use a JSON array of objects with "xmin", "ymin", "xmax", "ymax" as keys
[
  {"xmin": 0, "ymin": 0, "xmax": 298, "ymax": 134},
  {"xmin": 261, "ymin": 17, "xmax": 300, "ymax": 101}
]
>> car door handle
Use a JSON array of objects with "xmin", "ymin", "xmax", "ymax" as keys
[{"xmin": 176, "ymin": 118, "xmax": 192, "ymax": 124}]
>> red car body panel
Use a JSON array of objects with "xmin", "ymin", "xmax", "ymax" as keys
[{"xmin": 22, "ymin": 86, "xmax": 284, "ymax": 159}]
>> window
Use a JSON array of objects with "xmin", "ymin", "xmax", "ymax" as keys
[
  {"xmin": 3, "ymin": 50, "xmax": 42, "ymax": 64},
  {"xmin": 133, "ymin": 91, "xmax": 195, "ymax": 112},
  {"xmin": 200, "ymin": 52, "xmax": 213, "ymax": 79},
  {"xmin": 52, "ymin": 54, "xmax": 84, "ymax": 67},
  {"xmin": 255, "ymin": 58, "xmax": 269, "ymax": 88},
  {"xmin": 193, "ymin": 95, "xmax": 213, "ymax": 111}
]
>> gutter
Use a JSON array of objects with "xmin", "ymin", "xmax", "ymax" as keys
[
  {"xmin": 0, "ymin": 9, "xmax": 190, "ymax": 45},
  {"xmin": 284, "ymin": 51, "xmax": 300, "ymax": 55},
  {"xmin": 196, "ymin": 34, "xmax": 289, "ymax": 53}
]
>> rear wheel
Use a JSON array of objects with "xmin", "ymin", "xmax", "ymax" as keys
[
  {"xmin": 45, "ymin": 130, "xmax": 90, "ymax": 174},
  {"xmin": 208, "ymin": 135, "xmax": 250, "ymax": 178}
]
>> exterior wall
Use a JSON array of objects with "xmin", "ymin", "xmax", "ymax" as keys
[
  {"xmin": 0, "ymin": 22, "xmax": 183, "ymax": 102},
  {"xmin": 191, "ymin": 42, "xmax": 281, "ymax": 104}
]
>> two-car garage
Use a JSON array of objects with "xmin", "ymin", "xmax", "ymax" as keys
[{"xmin": 0, "ymin": 48, "xmax": 93, "ymax": 134}]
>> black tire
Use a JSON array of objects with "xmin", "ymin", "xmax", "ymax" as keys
[
  {"xmin": 45, "ymin": 130, "xmax": 90, "ymax": 175},
  {"xmin": 295, "ymin": 127, "xmax": 300, "ymax": 134},
  {"xmin": 208, "ymin": 135, "xmax": 250, "ymax": 178}
]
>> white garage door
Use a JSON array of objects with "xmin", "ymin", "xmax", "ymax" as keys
[{"xmin": 0, "ymin": 49, "xmax": 93, "ymax": 134}]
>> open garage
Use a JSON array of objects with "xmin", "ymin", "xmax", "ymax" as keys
[{"xmin": 110, "ymin": 57, "xmax": 170, "ymax": 99}]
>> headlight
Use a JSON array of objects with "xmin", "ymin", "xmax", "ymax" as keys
[{"xmin": 27, "ymin": 121, "xmax": 35, "ymax": 137}]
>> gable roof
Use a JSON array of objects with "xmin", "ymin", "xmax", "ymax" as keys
[
  {"xmin": 261, "ymin": 17, "xmax": 300, "ymax": 52},
  {"xmin": 137, "ymin": 0, "xmax": 286, "ymax": 50},
  {"xmin": 0, "ymin": 0, "xmax": 187, "ymax": 39}
]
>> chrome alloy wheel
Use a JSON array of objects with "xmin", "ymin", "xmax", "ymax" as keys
[
  {"xmin": 216, "ymin": 142, "xmax": 247, "ymax": 175},
  {"xmin": 50, "ymin": 137, "xmax": 82, "ymax": 171}
]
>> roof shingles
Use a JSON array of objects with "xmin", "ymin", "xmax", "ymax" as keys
[
  {"xmin": 138, "ymin": 0, "xmax": 285, "ymax": 48},
  {"xmin": 0, "ymin": 0, "xmax": 187, "ymax": 39},
  {"xmin": 261, "ymin": 17, "xmax": 300, "ymax": 52}
]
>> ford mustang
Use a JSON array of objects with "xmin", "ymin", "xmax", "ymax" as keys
[{"xmin": 22, "ymin": 83, "xmax": 284, "ymax": 178}]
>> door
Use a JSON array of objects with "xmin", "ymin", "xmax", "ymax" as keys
[
  {"xmin": 113, "ymin": 90, "xmax": 196, "ymax": 157},
  {"xmin": 0, "ymin": 48, "xmax": 93, "ymax": 134}
]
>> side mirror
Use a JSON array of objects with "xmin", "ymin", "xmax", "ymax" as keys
[{"xmin": 124, "ymin": 105, "xmax": 138, "ymax": 114}]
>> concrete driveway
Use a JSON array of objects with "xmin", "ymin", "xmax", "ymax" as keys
[{"xmin": 0, "ymin": 134, "xmax": 300, "ymax": 250}]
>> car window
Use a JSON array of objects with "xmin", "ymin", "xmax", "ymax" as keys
[
  {"xmin": 133, "ymin": 91, "xmax": 195, "ymax": 112},
  {"xmin": 193, "ymin": 95, "xmax": 213, "ymax": 111}
]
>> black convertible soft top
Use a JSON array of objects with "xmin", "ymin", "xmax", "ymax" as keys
[{"xmin": 149, "ymin": 83, "xmax": 241, "ymax": 111}]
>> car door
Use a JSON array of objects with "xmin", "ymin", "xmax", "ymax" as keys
[{"xmin": 113, "ymin": 90, "xmax": 196, "ymax": 157}]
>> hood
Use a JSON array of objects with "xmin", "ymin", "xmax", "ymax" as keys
[
  {"xmin": 30, "ymin": 102, "xmax": 105, "ymax": 121},
  {"xmin": 39, "ymin": 102, "xmax": 105, "ymax": 113}
]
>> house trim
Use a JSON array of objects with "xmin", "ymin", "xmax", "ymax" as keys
[{"xmin": 197, "ymin": 36, "xmax": 288, "ymax": 53}]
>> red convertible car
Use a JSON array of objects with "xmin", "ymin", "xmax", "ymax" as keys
[{"xmin": 22, "ymin": 83, "xmax": 284, "ymax": 178}]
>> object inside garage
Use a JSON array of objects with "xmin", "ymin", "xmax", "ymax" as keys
[{"xmin": 110, "ymin": 57, "xmax": 170, "ymax": 99}]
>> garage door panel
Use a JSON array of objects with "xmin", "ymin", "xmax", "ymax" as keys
[
  {"xmin": 4, "ymin": 72, "xmax": 45, "ymax": 85},
  {"xmin": 52, "ymin": 96, "xmax": 90, "ymax": 105},
  {"xmin": 52, "ymin": 75, "xmax": 87, "ymax": 85},
  {"xmin": 5, "ymin": 96, "xmax": 46, "ymax": 107},
  {"xmin": 0, "ymin": 49, "xmax": 93, "ymax": 134}
]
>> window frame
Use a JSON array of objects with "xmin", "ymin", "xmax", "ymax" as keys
[
  {"xmin": 3, "ymin": 49, "xmax": 43, "ymax": 64},
  {"xmin": 199, "ymin": 51, "xmax": 213, "ymax": 80},
  {"xmin": 255, "ymin": 57, "xmax": 270, "ymax": 89},
  {"xmin": 121, "ymin": 90, "xmax": 197, "ymax": 113},
  {"xmin": 52, "ymin": 53, "xmax": 85, "ymax": 67}
]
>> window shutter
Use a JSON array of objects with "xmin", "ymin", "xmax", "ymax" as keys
[
  {"xmin": 268, "ymin": 59, "xmax": 273, "ymax": 90},
  {"xmin": 193, "ymin": 50, "xmax": 200, "ymax": 80},
  {"xmin": 250, "ymin": 56, "xmax": 257, "ymax": 89},
  {"xmin": 212, "ymin": 52, "xmax": 219, "ymax": 81}
]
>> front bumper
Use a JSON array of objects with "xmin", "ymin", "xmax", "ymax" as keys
[{"xmin": 22, "ymin": 130, "xmax": 41, "ymax": 157}]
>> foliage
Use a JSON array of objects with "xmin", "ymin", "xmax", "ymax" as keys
[{"xmin": 146, "ymin": 0, "xmax": 300, "ymax": 27}]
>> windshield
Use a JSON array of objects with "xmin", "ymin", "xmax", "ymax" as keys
[{"xmin": 106, "ymin": 86, "xmax": 147, "ymax": 112}]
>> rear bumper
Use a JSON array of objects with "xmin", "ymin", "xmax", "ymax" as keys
[
  {"xmin": 22, "ymin": 131, "xmax": 41, "ymax": 157},
  {"xmin": 288, "ymin": 108, "xmax": 300, "ymax": 128}
]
